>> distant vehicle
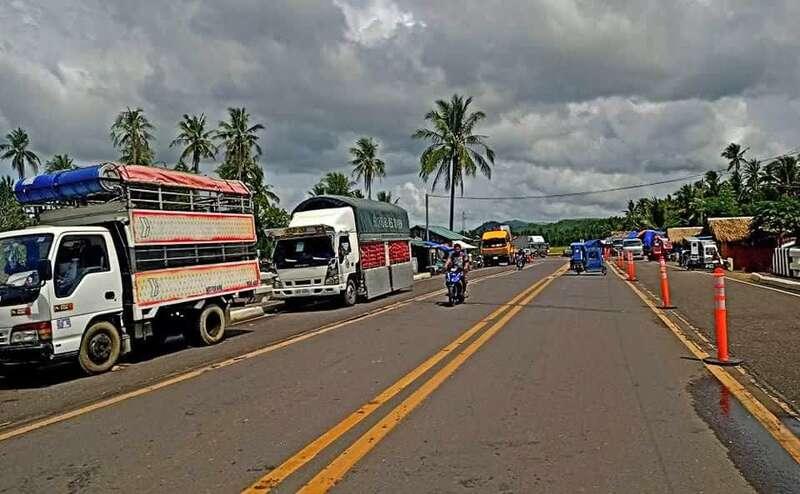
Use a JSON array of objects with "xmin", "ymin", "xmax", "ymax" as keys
[
  {"xmin": 562, "ymin": 246, "xmax": 573, "ymax": 257},
  {"xmin": 271, "ymin": 196, "xmax": 413, "ymax": 307},
  {"xmin": 622, "ymin": 238, "xmax": 644, "ymax": 260},
  {"xmin": 680, "ymin": 237, "xmax": 722, "ymax": 270},
  {"xmin": 481, "ymin": 229, "xmax": 513, "ymax": 266},
  {"xmin": 527, "ymin": 235, "xmax": 549, "ymax": 257},
  {"xmin": 569, "ymin": 242, "xmax": 585, "ymax": 274},
  {"xmin": 649, "ymin": 236, "xmax": 673, "ymax": 261},
  {"xmin": 612, "ymin": 238, "xmax": 624, "ymax": 255},
  {"xmin": 571, "ymin": 240, "xmax": 607, "ymax": 275}
]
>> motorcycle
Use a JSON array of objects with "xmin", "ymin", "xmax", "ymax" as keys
[
  {"xmin": 445, "ymin": 266, "xmax": 465, "ymax": 306},
  {"xmin": 516, "ymin": 257, "xmax": 525, "ymax": 270}
]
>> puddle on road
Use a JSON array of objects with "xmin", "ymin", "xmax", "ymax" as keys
[{"xmin": 689, "ymin": 376, "xmax": 800, "ymax": 493}]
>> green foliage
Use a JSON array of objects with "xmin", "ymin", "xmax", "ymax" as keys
[
  {"xmin": 349, "ymin": 137, "xmax": 385, "ymax": 199},
  {"xmin": 309, "ymin": 172, "xmax": 362, "ymax": 197},
  {"xmin": 173, "ymin": 161, "xmax": 191, "ymax": 172},
  {"xmin": 110, "ymin": 108, "xmax": 155, "ymax": 165},
  {"xmin": 413, "ymin": 94, "xmax": 494, "ymax": 230},
  {"xmin": 45, "ymin": 154, "xmax": 77, "ymax": 173},
  {"xmin": 0, "ymin": 128, "xmax": 40, "ymax": 179},
  {"xmin": 753, "ymin": 197, "xmax": 800, "ymax": 240},
  {"xmin": 376, "ymin": 190, "xmax": 399, "ymax": 204},
  {"xmin": 215, "ymin": 108, "xmax": 263, "ymax": 180},
  {"xmin": 170, "ymin": 113, "xmax": 216, "ymax": 173},
  {"xmin": 0, "ymin": 177, "xmax": 29, "ymax": 232}
]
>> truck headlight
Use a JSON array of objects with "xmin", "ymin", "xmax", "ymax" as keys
[
  {"xmin": 11, "ymin": 321, "xmax": 52, "ymax": 343},
  {"xmin": 272, "ymin": 277, "xmax": 282, "ymax": 289},
  {"xmin": 325, "ymin": 259, "xmax": 339, "ymax": 285},
  {"xmin": 11, "ymin": 329, "xmax": 38, "ymax": 344}
]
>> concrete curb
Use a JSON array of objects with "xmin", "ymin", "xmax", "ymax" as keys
[
  {"xmin": 413, "ymin": 272, "xmax": 432, "ymax": 281},
  {"xmin": 749, "ymin": 272, "xmax": 800, "ymax": 293},
  {"xmin": 230, "ymin": 301, "xmax": 283, "ymax": 323}
]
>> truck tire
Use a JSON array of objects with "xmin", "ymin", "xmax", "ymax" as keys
[
  {"xmin": 341, "ymin": 278, "xmax": 357, "ymax": 307},
  {"xmin": 191, "ymin": 304, "xmax": 226, "ymax": 346},
  {"xmin": 78, "ymin": 321, "xmax": 121, "ymax": 375}
]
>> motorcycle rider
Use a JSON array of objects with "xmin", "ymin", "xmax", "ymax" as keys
[
  {"xmin": 445, "ymin": 242, "xmax": 469, "ymax": 295},
  {"xmin": 515, "ymin": 248, "xmax": 526, "ymax": 269}
]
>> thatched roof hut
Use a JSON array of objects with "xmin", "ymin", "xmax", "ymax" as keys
[
  {"xmin": 666, "ymin": 226, "xmax": 703, "ymax": 244},
  {"xmin": 707, "ymin": 217, "xmax": 754, "ymax": 243}
]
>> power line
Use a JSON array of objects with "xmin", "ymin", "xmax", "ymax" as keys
[
  {"xmin": 429, "ymin": 169, "xmax": 725, "ymax": 201},
  {"xmin": 426, "ymin": 146, "xmax": 799, "ymax": 202}
]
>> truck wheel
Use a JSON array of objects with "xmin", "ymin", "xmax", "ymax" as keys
[
  {"xmin": 191, "ymin": 304, "xmax": 226, "ymax": 346},
  {"xmin": 341, "ymin": 278, "xmax": 357, "ymax": 307},
  {"xmin": 78, "ymin": 321, "xmax": 121, "ymax": 375}
]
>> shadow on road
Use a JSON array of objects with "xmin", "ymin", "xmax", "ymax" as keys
[{"xmin": 0, "ymin": 328, "xmax": 253, "ymax": 390}]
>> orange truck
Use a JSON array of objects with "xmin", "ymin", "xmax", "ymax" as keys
[{"xmin": 480, "ymin": 227, "xmax": 514, "ymax": 266}]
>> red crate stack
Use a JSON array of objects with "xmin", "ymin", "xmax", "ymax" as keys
[
  {"xmin": 360, "ymin": 242, "xmax": 387, "ymax": 269},
  {"xmin": 388, "ymin": 241, "xmax": 410, "ymax": 264}
]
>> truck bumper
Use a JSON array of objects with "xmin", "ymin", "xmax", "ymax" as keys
[
  {"xmin": 271, "ymin": 283, "xmax": 345, "ymax": 299},
  {"xmin": 0, "ymin": 342, "xmax": 54, "ymax": 364}
]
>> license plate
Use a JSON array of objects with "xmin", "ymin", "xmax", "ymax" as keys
[{"xmin": 297, "ymin": 289, "xmax": 310, "ymax": 295}]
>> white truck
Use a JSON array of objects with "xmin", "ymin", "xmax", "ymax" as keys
[
  {"xmin": 622, "ymin": 238, "xmax": 645, "ymax": 260},
  {"xmin": 0, "ymin": 163, "xmax": 260, "ymax": 374},
  {"xmin": 270, "ymin": 196, "xmax": 413, "ymax": 306}
]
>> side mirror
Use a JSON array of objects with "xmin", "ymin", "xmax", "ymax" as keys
[
  {"xmin": 37, "ymin": 259, "xmax": 53, "ymax": 282},
  {"xmin": 339, "ymin": 239, "xmax": 351, "ymax": 258}
]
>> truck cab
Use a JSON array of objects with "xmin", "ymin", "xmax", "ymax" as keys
[
  {"xmin": 271, "ymin": 208, "xmax": 360, "ymax": 305},
  {"xmin": 0, "ymin": 226, "xmax": 124, "ymax": 369}
]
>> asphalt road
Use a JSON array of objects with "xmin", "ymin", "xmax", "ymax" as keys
[
  {"xmin": 633, "ymin": 261, "xmax": 800, "ymax": 411},
  {"xmin": 0, "ymin": 259, "xmax": 797, "ymax": 493}
]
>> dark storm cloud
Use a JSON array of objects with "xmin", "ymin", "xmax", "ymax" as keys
[{"xmin": 1, "ymin": 0, "xmax": 800, "ymax": 225}]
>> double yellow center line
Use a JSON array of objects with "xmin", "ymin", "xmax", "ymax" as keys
[{"xmin": 244, "ymin": 263, "xmax": 568, "ymax": 493}]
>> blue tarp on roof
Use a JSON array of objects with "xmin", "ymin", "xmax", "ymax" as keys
[
  {"xmin": 638, "ymin": 229, "xmax": 666, "ymax": 248},
  {"xmin": 14, "ymin": 165, "xmax": 108, "ymax": 204}
]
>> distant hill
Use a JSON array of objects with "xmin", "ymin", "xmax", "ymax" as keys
[
  {"xmin": 473, "ymin": 219, "xmax": 530, "ymax": 234},
  {"xmin": 471, "ymin": 217, "xmax": 624, "ymax": 246}
]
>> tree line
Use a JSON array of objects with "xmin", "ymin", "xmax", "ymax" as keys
[
  {"xmin": 621, "ymin": 143, "xmax": 800, "ymax": 241},
  {"xmin": 0, "ymin": 94, "xmax": 497, "ymax": 244}
]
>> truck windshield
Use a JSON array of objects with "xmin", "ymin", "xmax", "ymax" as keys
[
  {"xmin": 0, "ymin": 234, "xmax": 53, "ymax": 285},
  {"xmin": 273, "ymin": 236, "xmax": 334, "ymax": 269},
  {"xmin": 483, "ymin": 239, "xmax": 508, "ymax": 249},
  {"xmin": 623, "ymin": 239, "xmax": 642, "ymax": 247}
]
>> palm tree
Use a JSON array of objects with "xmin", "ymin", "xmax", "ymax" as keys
[
  {"xmin": 309, "ymin": 172, "xmax": 361, "ymax": 197},
  {"xmin": 703, "ymin": 170, "xmax": 722, "ymax": 196},
  {"xmin": 743, "ymin": 158, "xmax": 763, "ymax": 198},
  {"xmin": 170, "ymin": 114, "xmax": 217, "ymax": 173},
  {"xmin": 413, "ymin": 94, "xmax": 495, "ymax": 230},
  {"xmin": 376, "ymin": 190, "xmax": 399, "ymax": 204},
  {"xmin": 110, "ymin": 107, "xmax": 155, "ymax": 165},
  {"xmin": 349, "ymin": 137, "xmax": 385, "ymax": 199},
  {"xmin": 44, "ymin": 154, "xmax": 77, "ymax": 173},
  {"xmin": 215, "ymin": 108, "xmax": 264, "ymax": 180},
  {"xmin": 721, "ymin": 143, "xmax": 747, "ymax": 199},
  {"xmin": 765, "ymin": 155, "xmax": 799, "ymax": 197},
  {"xmin": 0, "ymin": 128, "xmax": 40, "ymax": 178}
]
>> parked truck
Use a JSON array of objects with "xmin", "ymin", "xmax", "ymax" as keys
[
  {"xmin": 0, "ymin": 164, "xmax": 260, "ymax": 374},
  {"xmin": 481, "ymin": 228, "xmax": 513, "ymax": 266},
  {"xmin": 269, "ymin": 195, "xmax": 413, "ymax": 307}
]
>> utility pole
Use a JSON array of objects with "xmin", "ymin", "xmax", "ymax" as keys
[{"xmin": 425, "ymin": 193, "xmax": 430, "ymax": 242}]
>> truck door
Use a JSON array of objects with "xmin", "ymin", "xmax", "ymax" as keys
[{"xmin": 50, "ymin": 233, "xmax": 123, "ymax": 355}]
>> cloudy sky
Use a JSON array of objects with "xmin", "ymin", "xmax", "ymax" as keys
[{"xmin": 2, "ymin": 0, "xmax": 800, "ymax": 228}]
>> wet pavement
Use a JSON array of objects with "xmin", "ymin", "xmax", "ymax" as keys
[{"xmin": 633, "ymin": 261, "xmax": 800, "ymax": 412}]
